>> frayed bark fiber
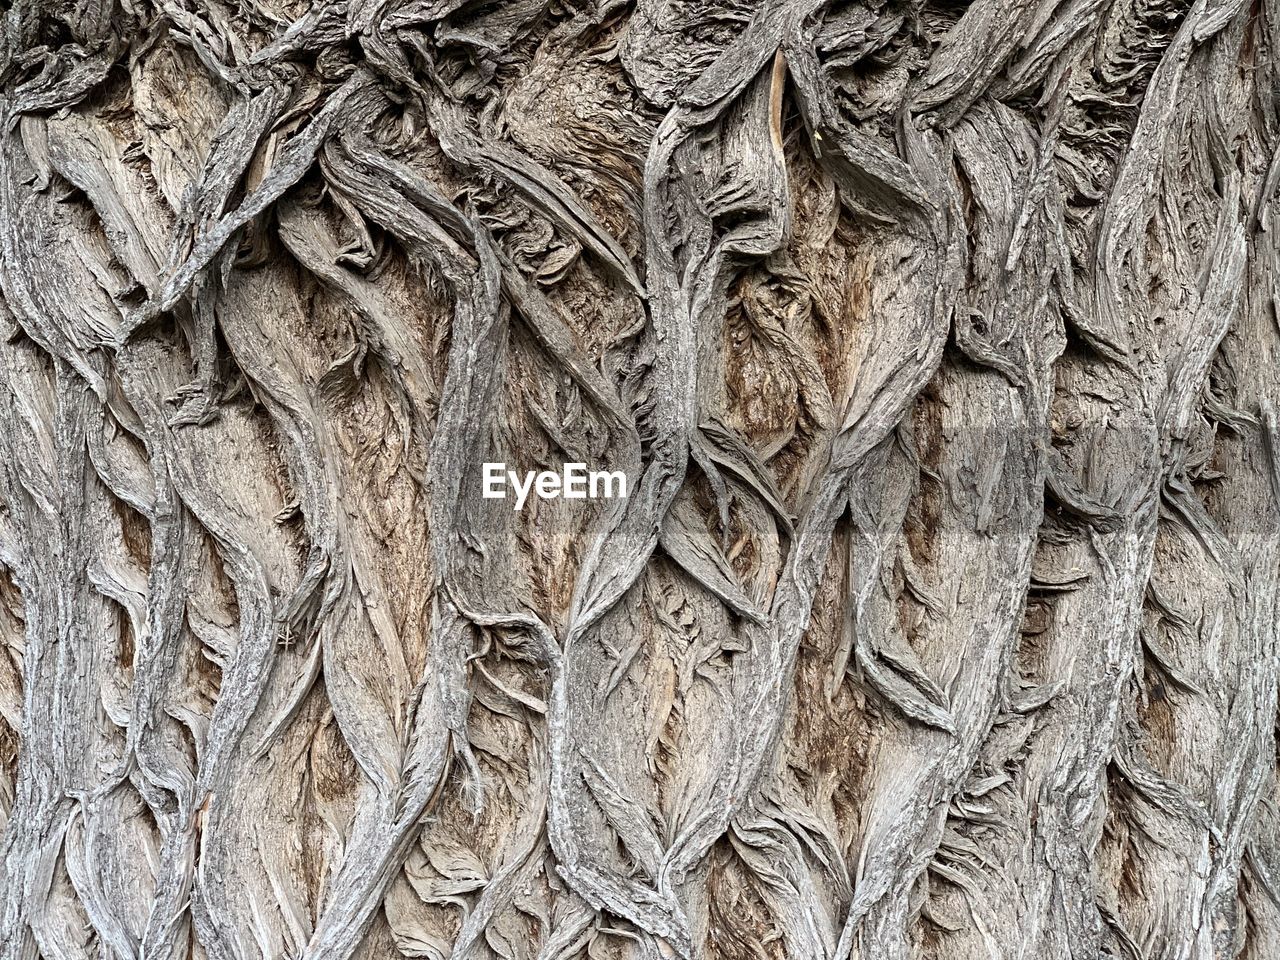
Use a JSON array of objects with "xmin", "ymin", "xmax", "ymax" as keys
[{"xmin": 0, "ymin": 1, "xmax": 1278, "ymax": 959}]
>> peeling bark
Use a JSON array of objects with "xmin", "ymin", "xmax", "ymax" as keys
[{"xmin": 0, "ymin": 1, "xmax": 1278, "ymax": 959}]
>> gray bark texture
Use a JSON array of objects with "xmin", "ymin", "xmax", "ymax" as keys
[{"xmin": 0, "ymin": 0, "xmax": 1278, "ymax": 958}]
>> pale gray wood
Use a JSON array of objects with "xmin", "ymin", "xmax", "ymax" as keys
[{"xmin": 0, "ymin": 1, "xmax": 1277, "ymax": 959}]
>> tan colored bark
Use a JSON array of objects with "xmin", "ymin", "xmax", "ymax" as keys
[{"xmin": 0, "ymin": 2, "xmax": 1278, "ymax": 959}]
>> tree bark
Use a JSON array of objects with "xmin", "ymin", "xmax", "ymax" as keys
[{"xmin": 0, "ymin": 1, "xmax": 1278, "ymax": 958}]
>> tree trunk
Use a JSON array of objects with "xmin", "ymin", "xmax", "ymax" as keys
[{"xmin": 0, "ymin": 1, "xmax": 1277, "ymax": 958}]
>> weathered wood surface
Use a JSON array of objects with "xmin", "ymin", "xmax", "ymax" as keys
[{"xmin": 0, "ymin": 1, "xmax": 1278, "ymax": 958}]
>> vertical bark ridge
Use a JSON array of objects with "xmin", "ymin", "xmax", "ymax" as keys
[{"xmin": 0, "ymin": 2, "xmax": 1278, "ymax": 960}]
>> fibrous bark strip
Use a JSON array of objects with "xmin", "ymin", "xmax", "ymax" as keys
[{"xmin": 0, "ymin": 1, "xmax": 1278, "ymax": 959}]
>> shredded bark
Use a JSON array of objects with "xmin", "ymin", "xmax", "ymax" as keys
[{"xmin": 0, "ymin": 1, "xmax": 1278, "ymax": 959}]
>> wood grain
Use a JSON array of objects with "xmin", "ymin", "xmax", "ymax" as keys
[{"xmin": 0, "ymin": 1, "xmax": 1277, "ymax": 959}]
